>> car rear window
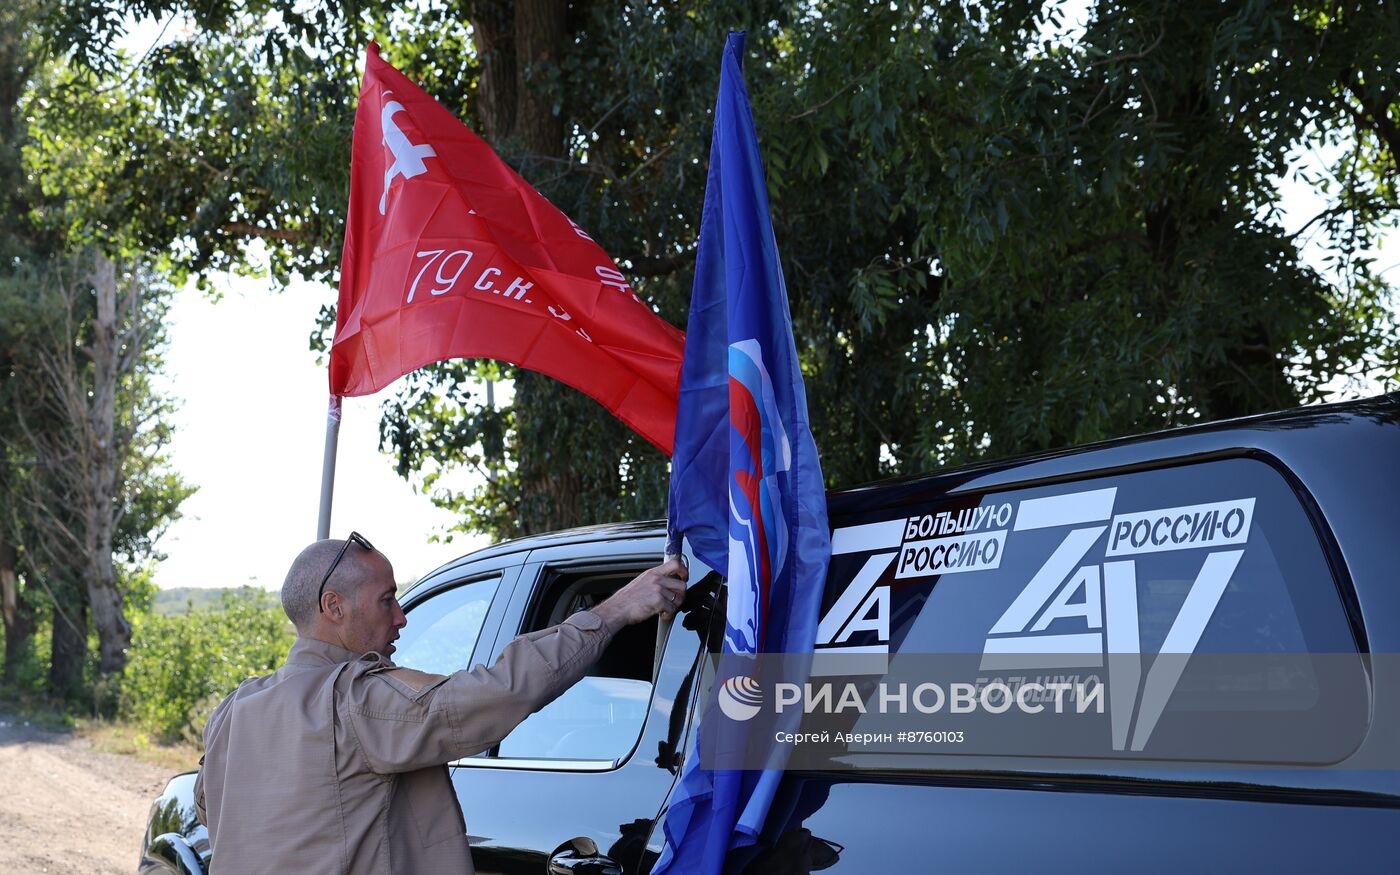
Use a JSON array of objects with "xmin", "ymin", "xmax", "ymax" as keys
[{"xmin": 814, "ymin": 455, "xmax": 1368, "ymax": 765}]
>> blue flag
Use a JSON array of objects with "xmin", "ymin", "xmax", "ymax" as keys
[{"xmin": 657, "ymin": 31, "xmax": 831, "ymax": 875}]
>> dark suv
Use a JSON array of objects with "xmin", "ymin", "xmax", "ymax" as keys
[{"xmin": 141, "ymin": 393, "xmax": 1400, "ymax": 873}]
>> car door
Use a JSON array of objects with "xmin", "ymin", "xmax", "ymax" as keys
[{"xmin": 453, "ymin": 534, "xmax": 714, "ymax": 875}]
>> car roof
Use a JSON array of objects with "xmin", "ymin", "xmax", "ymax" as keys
[{"xmin": 417, "ymin": 518, "xmax": 667, "ymax": 581}]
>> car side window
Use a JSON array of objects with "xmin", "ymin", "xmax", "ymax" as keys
[
  {"xmin": 494, "ymin": 566, "xmax": 655, "ymax": 763},
  {"xmin": 818, "ymin": 456, "xmax": 1368, "ymax": 765},
  {"xmin": 395, "ymin": 577, "xmax": 499, "ymax": 676}
]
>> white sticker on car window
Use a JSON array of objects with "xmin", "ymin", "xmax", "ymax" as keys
[
  {"xmin": 1105, "ymin": 498, "xmax": 1255, "ymax": 557},
  {"xmin": 819, "ymin": 485, "xmax": 1259, "ymax": 744},
  {"xmin": 983, "ymin": 487, "xmax": 1254, "ymax": 750}
]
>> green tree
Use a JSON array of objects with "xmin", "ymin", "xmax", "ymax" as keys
[
  {"xmin": 1, "ymin": 0, "xmax": 194, "ymax": 694},
  {"xmin": 0, "ymin": 4, "xmax": 64, "ymax": 687},
  {"xmin": 34, "ymin": 0, "xmax": 1400, "ymax": 545}
]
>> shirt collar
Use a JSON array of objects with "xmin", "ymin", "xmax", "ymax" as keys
[{"xmin": 285, "ymin": 635, "xmax": 366, "ymax": 667}]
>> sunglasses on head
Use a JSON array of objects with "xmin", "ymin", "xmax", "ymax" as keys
[{"xmin": 317, "ymin": 531, "xmax": 375, "ymax": 613}]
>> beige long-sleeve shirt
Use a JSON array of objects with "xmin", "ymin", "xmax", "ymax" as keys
[{"xmin": 195, "ymin": 610, "xmax": 615, "ymax": 874}]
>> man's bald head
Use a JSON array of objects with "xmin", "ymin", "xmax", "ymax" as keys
[{"xmin": 282, "ymin": 538, "xmax": 385, "ymax": 630}]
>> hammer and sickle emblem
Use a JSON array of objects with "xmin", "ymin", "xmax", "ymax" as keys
[{"xmin": 379, "ymin": 92, "xmax": 438, "ymax": 215}]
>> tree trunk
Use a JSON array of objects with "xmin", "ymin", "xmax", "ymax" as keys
[
  {"xmin": 48, "ymin": 584, "xmax": 86, "ymax": 699},
  {"xmin": 1141, "ymin": 71, "xmax": 1297, "ymax": 422},
  {"xmin": 85, "ymin": 254, "xmax": 130, "ymax": 675},
  {"xmin": 513, "ymin": 0, "xmax": 566, "ymax": 157},
  {"xmin": 0, "ymin": 533, "xmax": 33, "ymax": 682},
  {"xmin": 470, "ymin": 1, "xmax": 591, "ymax": 534},
  {"xmin": 466, "ymin": 0, "xmax": 518, "ymax": 144}
]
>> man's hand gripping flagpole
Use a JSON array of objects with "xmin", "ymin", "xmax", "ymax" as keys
[{"xmin": 654, "ymin": 549, "xmax": 689, "ymax": 683}]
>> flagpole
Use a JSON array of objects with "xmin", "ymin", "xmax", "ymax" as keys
[
  {"xmin": 655, "ymin": 509, "xmax": 685, "ymax": 683},
  {"xmin": 655, "ymin": 548, "xmax": 679, "ymax": 684},
  {"xmin": 317, "ymin": 395, "xmax": 343, "ymax": 540}
]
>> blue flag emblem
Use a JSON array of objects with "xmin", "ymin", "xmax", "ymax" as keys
[{"xmin": 726, "ymin": 339, "xmax": 793, "ymax": 653}]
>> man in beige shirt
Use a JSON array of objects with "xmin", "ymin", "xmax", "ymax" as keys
[{"xmin": 195, "ymin": 532, "xmax": 687, "ymax": 874}]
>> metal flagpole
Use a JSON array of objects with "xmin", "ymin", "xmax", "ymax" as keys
[
  {"xmin": 485, "ymin": 378, "xmax": 497, "ymax": 484},
  {"xmin": 655, "ymin": 527, "xmax": 688, "ymax": 683},
  {"xmin": 654, "ymin": 555, "xmax": 677, "ymax": 684},
  {"xmin": 317, "ymin": 395, "xmax": 343, "ymax": 540}
]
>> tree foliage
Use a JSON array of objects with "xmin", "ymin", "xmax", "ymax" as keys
[
  {"xmin": 120, "ymin": 591, "xmax": 293, "ymax": 742},
  {"xmin": 1, "ymin": 0, "xmax": 193, "ymax": 695},
  {"xmin": 33, "ymin": 0, "xmax": 1400, "ymax": 545}
]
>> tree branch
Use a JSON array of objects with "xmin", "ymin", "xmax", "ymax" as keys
[
  {"xmin": 1087, "ymin": 25, "xmax": 1166, "ymax": 68},
  {"xmin": 1342, "ymin": 74, "xmax": 1400, "ymax": 170},
  {"xmin": 789, "ymin": 63, "xmax": 878, "ymax": 121}
]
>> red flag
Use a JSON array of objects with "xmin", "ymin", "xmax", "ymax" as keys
[{"xmin": 331, "ymin": 43, "xmax": 685, "ymax": 454}]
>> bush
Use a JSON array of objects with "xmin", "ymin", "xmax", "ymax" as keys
[{"xmin": 120, "ymin": 594, "xmax": 294, "ymax": 743}]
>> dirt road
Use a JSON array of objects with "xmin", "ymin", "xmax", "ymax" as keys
[{"xmin": 0, "ymin": 712, "xmax": 175, "ymax": 873}]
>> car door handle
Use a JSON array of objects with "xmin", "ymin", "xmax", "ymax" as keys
[{"xmin": 547, "ymin": 837, "xmax": 623, "ymax": 875}]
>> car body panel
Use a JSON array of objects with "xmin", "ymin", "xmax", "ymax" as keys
[
  {"xmin": 734, "ymin": 774, "xmax": 1400, "ymax": 874},
  {"xmin": 137, "ymin": 772, "xmax": 208, "ymax": 874}
]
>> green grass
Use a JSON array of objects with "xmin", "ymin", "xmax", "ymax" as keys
[
  {"xmin": 0, "ymin": 685, "xmax": 200, "ymax": 772},
  {"xmin": 75, "ymin": 717, "xmax": 203, "ymax": 772}
]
